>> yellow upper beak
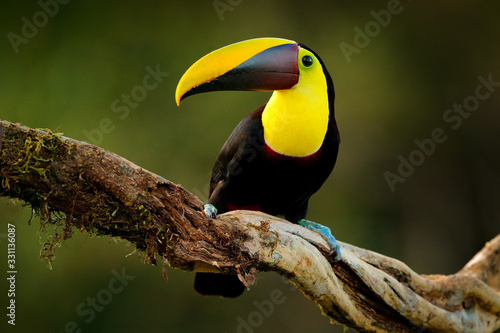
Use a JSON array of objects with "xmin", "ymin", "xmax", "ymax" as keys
[{"xmin": 175, "ymin": 37, "xmax": 298, "ymax": 105}]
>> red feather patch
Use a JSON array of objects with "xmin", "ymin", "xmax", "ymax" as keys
[{"xmin": 262, "ymin": 143, "xmax": 322, "ymax": 167}]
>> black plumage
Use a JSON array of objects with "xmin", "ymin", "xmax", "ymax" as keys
[{"xmin": 195, "ymin": 48, "xmax": 339, "ymax": 297}]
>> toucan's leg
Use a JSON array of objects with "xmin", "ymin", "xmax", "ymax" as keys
[
  {"xmin": 204, "ymin": 204, "xmax": 218, "ymax": 218},
  {"xmin": 298, "ymin": 219, "xmax": 342, "ymax": 261}
]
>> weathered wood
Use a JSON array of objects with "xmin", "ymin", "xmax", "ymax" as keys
[{"xmin": 0, "ymin": 119, "xmax": 499, "ymax": 332}]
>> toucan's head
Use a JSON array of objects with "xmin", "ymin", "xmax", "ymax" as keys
[
  {"xmin": 175, "ymin": 37, "xmax": 336, "ymax": 157},
  {"xmin": 175, "ymin": 37, "xmax": 333, "ymax": 106}
]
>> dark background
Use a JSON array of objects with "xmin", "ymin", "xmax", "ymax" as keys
[{"xmin": 1, "ymin": 1, "xmax": 499, "ymax": 332}]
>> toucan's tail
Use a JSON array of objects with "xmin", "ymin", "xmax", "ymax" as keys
[{"xmin": 194, "ymin": 272, "xmax": 246, "ymax": 298}]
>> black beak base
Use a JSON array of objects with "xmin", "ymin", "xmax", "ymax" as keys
[{"xmin": 182, "ymin": 43, "xmax": 299, "ymax": 101}]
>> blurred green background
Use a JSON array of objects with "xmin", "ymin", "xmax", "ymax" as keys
[{"xmin": 1, "ymin": 1, "xmax": 499, "ymax": 332}]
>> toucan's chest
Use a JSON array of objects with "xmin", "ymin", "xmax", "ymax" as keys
[
  {"xmin": 209, "ymin": 105, "xmax": 339, "ymax": 216},
  {"xmin": 261, "ymin": 82, "xmax": 330, "ymax": 158},
  {"xmin": 223, "ymin": 137, "xmax": 337, "ymax": 216},
  {"xmin": 262, "ymin": 142, "xmax": 323, "ymax": 167}
]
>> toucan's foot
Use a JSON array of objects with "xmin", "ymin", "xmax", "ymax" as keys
[
  {"xmin": 298, "ymin": 219, "xmax": 341, "ymax": 261},
  {"xmin": 204, "ymin": 204, "xmax": 218, "ymax": 219}
]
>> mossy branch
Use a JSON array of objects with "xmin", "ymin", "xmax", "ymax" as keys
[{"xmin": 0, "ymin": 119, "xmax": 499, "ymax": 333}]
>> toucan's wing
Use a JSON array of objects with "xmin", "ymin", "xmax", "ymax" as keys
[{"xmin": 208, "ymin": 105, "xmax": 265, "ymax": 212}]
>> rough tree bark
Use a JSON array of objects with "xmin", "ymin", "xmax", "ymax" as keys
[{"xmin": 0, "ymin": 119, "xmax": 499, "ymax": 333}]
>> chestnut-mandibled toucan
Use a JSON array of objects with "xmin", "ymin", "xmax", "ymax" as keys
[{"xmin": 175, "ymin": 37, "xmax": 341, "ymax": 298}]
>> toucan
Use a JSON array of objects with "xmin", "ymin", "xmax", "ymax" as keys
[{"xmin": 175, "ymin": 37, "xmax": 341, "ymax": 298}]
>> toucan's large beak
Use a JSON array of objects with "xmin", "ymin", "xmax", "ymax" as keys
[{"xmin": 175, "ymin": 38, "xmax": 299, "ymax": 105}]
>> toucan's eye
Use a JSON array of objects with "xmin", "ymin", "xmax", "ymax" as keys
[{"xmin": 302, "ymin": 55, "xmax": 313, "ymax": 67}]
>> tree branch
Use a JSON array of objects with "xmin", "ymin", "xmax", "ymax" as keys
[{"xmin": 0, "ymin": 119, "xmax": 499, "ymax": 333}]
